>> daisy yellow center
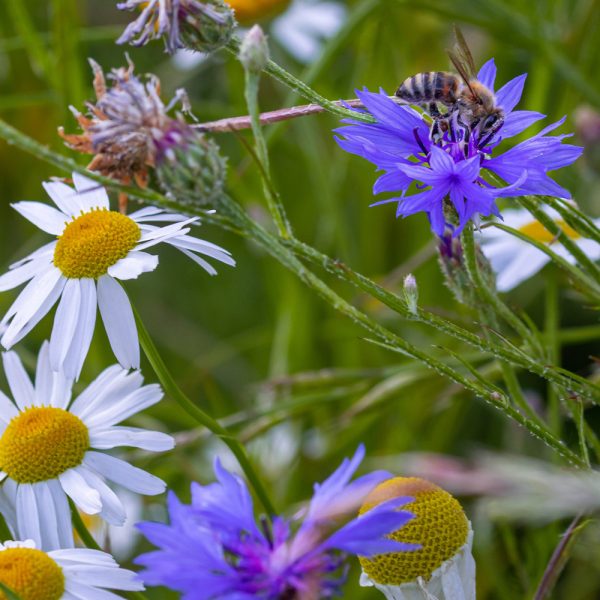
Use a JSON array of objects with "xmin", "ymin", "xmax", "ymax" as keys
[
  {"xmin": 0, "ymin": 548, "xmax": 65, "ymax": 600},
  {"xmin": 519, "ymin": 219, "xmax": 580, "ymax": 244},
  {"xmin": 53, "ymin": 209, "xmax": 141, "ymax": 279},
  {"xmin": 0, "ymin": 407, "xmax": 89, "ymax": 484},
  {"xmin": 359, "ymin": 477, "xmax": 468, "ymax": 585},
  {"xmin": 227, "ymin": 0, "xmax": 290, "ymax": 23}
]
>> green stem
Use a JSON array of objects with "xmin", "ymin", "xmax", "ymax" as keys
[
  {"xmin": 217, "ymin": 196, "xmax": 585, "ymax": 467},
  {"xmin": 226, "ymin": 37, "xmax": 375, "ymax": 124},
  {"xmin": 133, "ymin": 307, "xmax": 276, "ymax": 517},
  {"xmin": 283, "ymin": 237, "xmax": 599, "ymax": 401},
  {"xmin": 461, "ymin": 225, "xmax": 542, "ymax": 354},
  {"xmin": 69, "ymin": 499, "xmax": 102, "ymax": 551},
  {"xmin": 243, "ymin": 67, "xmax": 292, "ymax": 237},
  {"xmin": 545, "ymin": 266, "xmax": 562, "ymax": 435}
]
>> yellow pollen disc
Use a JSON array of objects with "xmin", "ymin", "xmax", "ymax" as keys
[
  {"xmin": 53, "ymin": 209, "xmax": 140, "ymax": 279},
  {"xmin": 0, "ymin": 548, "xmax": 65, "ymax": 600},
  {"xmin": 227, "ymin": 0, "xmax": 290, "ymax": 23},
  {"xmin": 359, "ymin": 477, "xmax": 468, "ymax": 585},
  {"xmin": 519, "ymin": 219, "xmax": 580, "ymax": 244},
  {"xmin": 0, "ymin": 407, "xmax": 89, "ymax": 484}
]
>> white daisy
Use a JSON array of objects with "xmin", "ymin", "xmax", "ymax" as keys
[
  {"xmin": 0, "ymin": 172, "xmax": 235, "ymax": 379},
  {"xmin": 481, "ymin": 207, "xmax": 600, "ymax": 291},
  {"xmin": 0, "ymin": 539, "xmax": 143, "ymax": 599},
  {"xmin": 0, "ymin": 342, "xmax": 174, "ymax": 551}
]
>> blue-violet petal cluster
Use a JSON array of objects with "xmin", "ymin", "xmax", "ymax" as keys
[
  {"xmin": 334, "ymin": 59, "xmax": 583, "ymax": 235},
  {"xmin": 136, "ymin": 445, "xmax": 418, "ymax": 599}
]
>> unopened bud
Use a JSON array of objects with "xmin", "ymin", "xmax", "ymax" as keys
[
  {"xmin": 239, "ymin": 25, "xmax": 270, "ymax": 73},
  {"xmin": 155, "ymin": 124, "xmax": 227, "ymax": 208},
  {"xmin": 402, "ymin": 274, "xmax": 418, "ymax": 316}
]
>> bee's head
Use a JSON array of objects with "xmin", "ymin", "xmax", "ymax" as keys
[{"xmin": 481, "ymin": 109, "xmax": 505, "ymax": 135}]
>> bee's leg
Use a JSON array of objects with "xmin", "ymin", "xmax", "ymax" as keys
[
  {"xmin": 478, "ymin": 116, "xmax": 505, "ymax": 149},
  {"xmin": 428, "ymin": 103, "xmax": 446, "ymax": 143}
]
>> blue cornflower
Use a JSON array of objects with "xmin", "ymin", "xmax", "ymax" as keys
[
  {"xmin": 135, "ymin": 445, "xmax": 419, "ymax": 599},
  {"xmin": 334, "ymin": 60, "xmax": 583, "ymax": 235}
]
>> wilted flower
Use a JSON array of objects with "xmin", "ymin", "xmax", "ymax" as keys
[
  {"xmin": 481, "ymin": 207, "xmax": 600, "ymax": 291},
  {"xmin": 359, "ymin": 477, "xmax": 475, "ymax": 600},
  {"xmin": 136, "ymin": 445, "xmax": 419, "ymax": 598},
  {"xmin": 335, "ymin": 59, "xmax": 582, "ymax": 236},
  {"xmin": 117, "ymin": 0, "xmax": 235, "ymax": 53},
  {"xmin": 59, "ymin": 60, "xmax": 227, "ymax": 210}
]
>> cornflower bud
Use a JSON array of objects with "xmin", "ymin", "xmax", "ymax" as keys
[
  {"xmin": 359, "ymin": 477, "xmax": 475, "ymax": 600},
  {"xmin": 239, "ymin": 25, "xmax": 270, "ymax": 74}
]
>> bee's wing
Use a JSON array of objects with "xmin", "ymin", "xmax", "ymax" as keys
[{"xmin": 446, "ymin": 25, "xmax": 482, "ymax": 100}]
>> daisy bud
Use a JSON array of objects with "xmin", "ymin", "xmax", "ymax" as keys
[
  {"xmin": 155, "ymin": 124, "xmax": 227, "ymax": 207},
  {"xmin": 402, "ymin": 274, "xmax": 418, "ymax": 316},
  {"xmin": 117, "ymin": 0, "xmax": 236, "ymax": 54},
  {"xmin": 239, "ymin": 25, "xmax": 270, "ymax": 74},
  {"xmin": 359, "ymin": 477, "xmax": 475, "ymax": 600}
]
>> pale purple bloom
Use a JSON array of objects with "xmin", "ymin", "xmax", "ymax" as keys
[
  {"xmin": 136, "ymin": 445, "xmax": 418, "ymax": 599},
  {"xmin": 334, "ymin": 60, "xmax": 583, "ymax": 235}
]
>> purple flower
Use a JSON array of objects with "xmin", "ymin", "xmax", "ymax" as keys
[
  {"xmin": 334, "ymin": 60, "xmax": 583, "ymax": 235},
  {"xmin": 135, "ymin": 445, "xmax": 418, "ymax": 599}
]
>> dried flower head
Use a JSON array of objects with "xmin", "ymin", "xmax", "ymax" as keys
[
  {"xmin": 117, "ymin": 0, "xmax": 236, "ymax": 54},
  {"xmin": 59, "ymin": 59, "xmax": 226, "ymax": 209}
]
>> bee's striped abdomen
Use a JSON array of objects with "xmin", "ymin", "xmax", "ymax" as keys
[{"xmin": 396, "ymin": 72, "xmax": 459, "ymax": 106}]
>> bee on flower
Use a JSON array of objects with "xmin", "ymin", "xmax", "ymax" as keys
[{"xmin": 335, "ymin": 58, "xmax": 582, "ymax": 236}]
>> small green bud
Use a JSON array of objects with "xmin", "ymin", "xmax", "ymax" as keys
[
  {"xmin": 155, "ymin": 124, "xmax": 227, "ymax": 208},
  {"xmin": 403, "ymin": 274, "xmax": 419, "ymax": 315},
  {"xmin": 239, "ymin": 25, "xmax": 270, "ymax": 73}
]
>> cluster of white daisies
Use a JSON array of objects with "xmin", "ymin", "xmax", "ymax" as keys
[{"xmin": 0, "ymin": 173, "xmax": 234, "ymax": 598}]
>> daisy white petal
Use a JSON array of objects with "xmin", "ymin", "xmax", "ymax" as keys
[
  {"xmin": 84, "ymin": 383, "xmax": 162, "ymax": 429},
  {"xmin": 34, "ymin": 481, "xmax": 62, "ymax": 550},
  {"xmin": 0, "ymin": 253, "xmax": 52, "ymax": 292},
  {"xmin": 84, "ymin": 452, "xmax": 166, "ymax": 495},
  {"xmin": 97, "ymin": 276, "xmax": 139, "ymax": 370},
  {"xmin": 0, "ymin": 390, "xmax": 18, "ymax": 425},
  {"xmin": 59, "ymin": 469, "xmax": 102, "ymax": 515},
  {"xmin": 77, "ymin": 466, "xmax": 126, "ymax": 526},
  {"xmin": 11, "ymin": 201, "xmax": 68, "ymax": 235},
  {"xmin": 42, "ymin": 180, "xmax": 81, "ymax": 216},
  {"xmin": 107, "ymin": 251, "xmax": 158, "ymax": 280},
  {"xmin": 50, "ymin": 278, "xmax": 82, "ymax": 371},
  {"xmin": 71, "ymin": 172, "xmax": 110, "ymax": 210},
  {"xmin": 1, "ymin": 267, "xmax": 65, "ymax": 348},
  {"xmin": 16, "ymin": 484, "xmax": 42, "ymax": 544},
  {"xmin": 2, "ymin": 351, "xmax": 34, "ymax": 409},
  {"xmin": 62, "ymin": 278, "xmax": 97, "ymax": 381},
  {"xmin": 89, "ymin": 427, "xmax": 174, "ymax": 452}
]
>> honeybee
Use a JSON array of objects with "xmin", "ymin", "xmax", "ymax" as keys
[{"xmin": 396, "ymin": 26, "xmax": 504, "ymax": 146}]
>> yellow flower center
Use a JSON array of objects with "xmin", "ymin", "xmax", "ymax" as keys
[
  {"xmin": 0, "ymin": 407, "xmax": 89, "ymax": 484},
  {"xmin": 227, "ymin": 0, "xmax": 290, "ymax": 23},
  {"xmin": 359, "ymin": 477, "xmax": 469, "ymax": 585},
  {"xmin": 0, "ymin": 548, "xmax": 65, "ymax": 600},
  {"xmin": 53, "ymin": 209, "xmax": 140, "ymax": 279},
  {"xmin": 519, "ymin": 219, "xmax": 580, "ymax": 244}
]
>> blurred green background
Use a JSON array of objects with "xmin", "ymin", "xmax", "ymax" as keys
[{"xmin": 1, "ymin": 0, "xmax": 600, "ymax": 598}]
